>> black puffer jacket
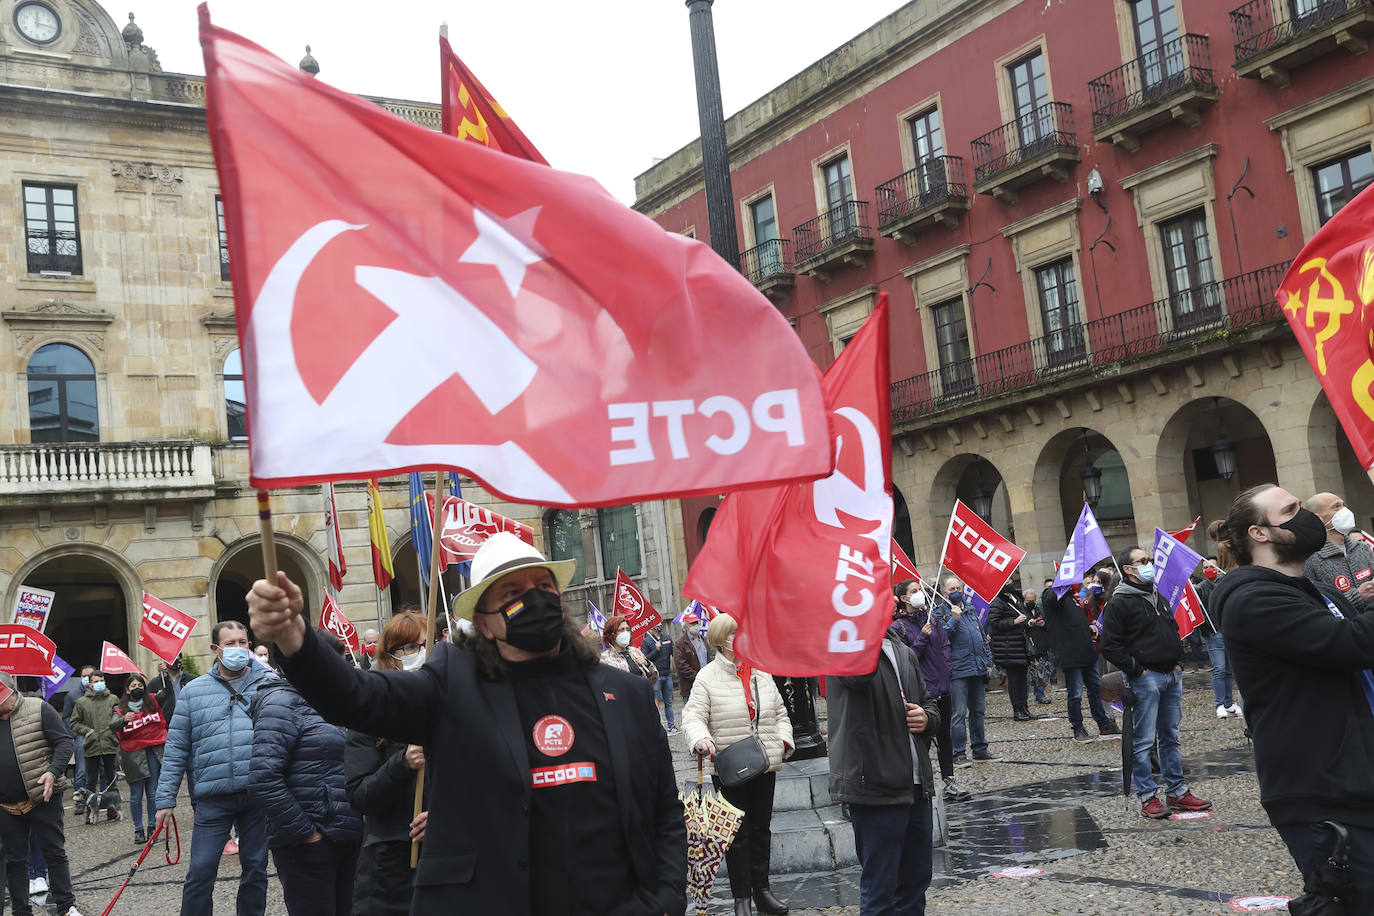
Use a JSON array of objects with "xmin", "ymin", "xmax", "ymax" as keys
[
  {"xmin": 1099, "ymin": 580, "xmax": 1182, "ymax": 678},
  {"xmin": 1043, "ymin": 590, "xmax": 1100, "ymax": 669},
  {"xmin": 987, "ymin": 590, "xmax": 1031, "ymax": 666},
  {"xmin": 250, "ymin": 680, "xmax": 362, "ymax": 849}
]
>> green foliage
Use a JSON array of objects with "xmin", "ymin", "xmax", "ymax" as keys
[{"xmin": 179, "ymin": 653, "xmax": 202, "ymax": 677}]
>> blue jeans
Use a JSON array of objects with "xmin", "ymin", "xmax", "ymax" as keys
[
  {"xmin": 948, "ymin": 676, "xmax": 987, "ymax": 756},
  {"xmin": 1063, "ymin": 665, "xmax": 1112, "ymax": 732},
  {"xmin": 1204, "ymin": 632, "xmax": 1234, "ymax": 708},
  {"xmin": 70, "ymin": 735, "xmax": 85, "ymax": 793},
  {"xmin": 28, "ymin": 831, "xmax": 44, "ymax": 881},
  {"xmin": 127, "ymin": 749, "xmax": 161, "ymax": 831},
  {"xmin": 849, "ymin": 788, "xmax": 933, "ymax": 916},
  {"xmin": 654, "ymin": 674, "xmax": 675, "ymax": 729},
  {"xmin": 1128, "ymin": 669, "xmax": 1185, "ymax": 799},
  {"xmin": 182, "ymin": 791, "xmax": 268, "ymax": 916}
]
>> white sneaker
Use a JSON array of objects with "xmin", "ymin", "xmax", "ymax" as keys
[
  {"xmin": 64, "ymin": 907, "xmax": 84, "ymax": 916},
  {"xmin": 1216, "ymin": 704, "xmax": 1230, "ymax": 718},
  {"xmin": 29, "ymin": 875, "xmax": 47, "ymax": 895},
  {"xmin": 1225, "ymin": 703, "xmax": 1242, "ymax": 717}
]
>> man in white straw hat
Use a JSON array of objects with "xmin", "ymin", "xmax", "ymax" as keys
[{"xmin": 247, "ymin": 531, "xmax": 687, "ymax": 916}]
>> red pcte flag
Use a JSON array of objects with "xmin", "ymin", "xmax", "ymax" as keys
[
  {"xmin": 100, "ymin": 641, "xmax": 142, "ymax": 675},
  {"xmin": 939, "ymin": 500, "xmax": 1027, "ymax": 603},
  {"xmin": 139, "ymin": 594, "xmax": 196, "ymax": 665},
  {"xmin": 440, "ymin": 36, "xmax": 548, "ymax": 165},
  {"xmin": 683, "ymin": 296, "xmax": 893, "ymax": 676},
  {"xmin": 198, "ymin": 8, "xmax": 831, "ymax": 508},
  {"xmin": 613, "ymin": 570, "xmax": 660, "ymax": 648}
]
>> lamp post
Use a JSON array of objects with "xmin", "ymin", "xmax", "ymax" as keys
[
  {"xmin": 1213, "ymin": 398, "xmax": 1237, "ymax": 482},
  {"xmin": 971, "ymin": 484, "xmax": 993, "ymax": 521},
  {"xmin": 1081, "ymin": 463, "xmax": 1103, "ymax": 507},
  {"xmin": 685, "ymin": 0, "xmax": 739, "ymax": 265}
]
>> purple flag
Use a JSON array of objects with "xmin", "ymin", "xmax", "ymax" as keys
[
  {"xmin": 963, "ymin": 586, "xmax": 992, "ymax": 627},
  {"xmin": 1052, "ymin": 504, "xmax": 1114, "ymax": 598},
  {"xmin": 1152, "ymin": 527, "xmax": 1204, "ymax": 612},
  {"xmin": 41, "ymin": 654, "xmax": 73, "ymax": 702},
  {"xmin": 587, "ymin": 600, "xmax": 607, "ymax": 633},
  {"xmin": 674, "ymin": 600, "xmax": 703, "ymax": 626}
]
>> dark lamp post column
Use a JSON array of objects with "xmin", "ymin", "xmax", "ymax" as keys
[{"xmin": 685, "ymin": 0, "xmax": 740, "ymax": 265}]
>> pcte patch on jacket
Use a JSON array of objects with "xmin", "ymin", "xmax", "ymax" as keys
[
  {"xmin": 532, "ymin": 715, "xmax": 574, "ymax": 756},
  {"xmin": 1336, "ymin": 575, "xmax": 1353, "ymax": 591}
]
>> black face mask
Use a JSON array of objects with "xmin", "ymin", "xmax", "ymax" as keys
[
  {"xmin": 129, "ymin": 688, "xmax": 145, "ymax": 701},
  {"xmin": 481, "ymin": 587, "xmax": 564, "ymax": 653},
  {"xmin": 1272, "ymin": 507, "xmax": 1328, "ymax": 562}
]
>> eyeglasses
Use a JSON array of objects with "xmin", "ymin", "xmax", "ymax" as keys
[{"xmin": 390, "ymin": 642, "xmax": 424, "ymax": 659}]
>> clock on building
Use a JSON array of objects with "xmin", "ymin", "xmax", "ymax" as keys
[{"xmin": 14, "ymin": 2, "xmax": 61, "ymax": 45}]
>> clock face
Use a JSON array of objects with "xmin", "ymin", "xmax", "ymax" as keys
[{"xmin": 15, "ymin": 2, "xmax": 61, "ymax": 45}]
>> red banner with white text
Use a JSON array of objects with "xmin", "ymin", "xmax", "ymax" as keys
[
  {"xmin": 0, "ymin": 626, "xmax": 57, "ymax": 677},
  {"xmin": 939, "ymin": 500, "xmax": 1026, "ymax": 603},
  {"xmin": 100, "ymin": 641, "xmax": 143, "ymax": 675},
  {"xmin": 139, "ymin": 594, "xmax": 197, "ymax": 665},
  {"xmin": 613, "ymin": 570, "xmax": 660, "ymax": 648},
  {"xmin": 320, "ymin": 594, "xmax": 362, "ymax": 656},
  {"xmin": 438, "ymin": 496, "xmax": 535, "ymax": 565}
]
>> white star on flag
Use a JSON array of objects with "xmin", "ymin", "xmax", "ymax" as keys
[{"xmin": 459, "ymin": 207, "xmax": 545, "ymax": 297}]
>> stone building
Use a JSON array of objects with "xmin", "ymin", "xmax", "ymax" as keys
[
  {"xmin": 0, "ymin": 0, "xmax": 683, "ymax": 671},
  {"xmin": 636, "ymin": 0, "xmax": 1374, "ymax": 582}
]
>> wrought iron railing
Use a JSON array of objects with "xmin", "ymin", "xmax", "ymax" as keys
[
  {"xmin": 1231, "ymin": 0, "xmax": 1374, "ymax": 63},
  {"xmin": 1089, "ymin": 34, "xmax": 1215, "ymax": 127},
  {"xmin": 26, "ymin": 231, "xmax": 80, "ymax": 275},
  {"xmin": 875, "ymin": 156, "xmax": 968, "ymax": 225},
  {"xmin": 0, "ymin": 440, "xmax": 214, "ymax": 494},
  {"xmin": 793, "ymin": 200, "xmax": 873, "ymax": 262},
  {"xmin": 738, "ymin": 238, "xmax": 794, "ymax": 285},
  {"xmin": 890, "ymin": 260, "xmax": 1291, "ymax": 424},
  {"xmin": 970, "ymin": 102, "xmax": 1076, "ymax": 184}
]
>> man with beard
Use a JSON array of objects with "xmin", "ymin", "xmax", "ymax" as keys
[
  {"xmin": 1211, "ymin": 484, "xmax": 1374, "ymax": 907},
  {"xmin": 246, "ymin": 532, "xmax": 686, "ymax": 916}
]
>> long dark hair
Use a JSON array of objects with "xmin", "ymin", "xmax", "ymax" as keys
[
  {"xmin": 893, "ymin": 578, "xmax": 918, "ymax": 616},
  {"xmin": 457, "ymin": 618, "xmax": 599, "ymax": 682},
  {"xmin": 120, "ymin": 673, "xmax": 149, "ymax": 708}
]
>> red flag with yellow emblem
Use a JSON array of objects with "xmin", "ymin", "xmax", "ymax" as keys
[
  {"xmin": 440, "ymin": 36, "xmax": 548, "ymax": 165},
  {"xmin": 1278, "ymin": 184, "xmax": 1374, "ymax": 468}
]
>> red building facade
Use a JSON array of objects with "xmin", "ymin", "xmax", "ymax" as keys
[{"xmin": 637, "ymin": 0, "xmax": 1374, "ymax": 580}]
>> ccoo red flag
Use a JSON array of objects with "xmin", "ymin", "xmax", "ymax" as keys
[
  {"xmin": 199, "ymin": 10, "xmax": 831, "ymax": 508},
  {"xmin": 139, "ymin": 594, "xmax": 197, "ymax": 665},
  {"xmin": 613, "ymin": 570, "xmax": 660, "ymax": 648},
  {"xmin": 438, "ymin": 495, "xmax": 534, "ymax": 565},
  {"xmin": 319, "ymin": 594, "xmax": 362, "ymax": 656},
  {"xmin": 683, "ymin": 296, "xmax": 893, "ymax": 676},
  {"xmin": 1174, "ymin": 580, "xmax": 1206, "ymax": 639},
  {"xmin": 1277, "ymin": 183, "xmax": 1374, "ymax": 468},
  {"xmin": 100, "ymin": 641, "xmax": 142, "ymax": 675},
  {"xmin": 440, "ymin": 36, "xmax": 548, "ymax": 165},
  {"xmin": 939, "ymin": 500, "xmax": 1026, "ymax": 603},
  {"xmin": 0, "ymin": 625, "xmax": 57, "ymax": 676}
]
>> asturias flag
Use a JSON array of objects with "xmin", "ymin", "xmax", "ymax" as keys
[
  {"xmin": 440, "ymin": 35, "xmax": 547, "ymax": 165},
  {"xmin": 367, "ymin": 479, "xmax": 394, "ymax": 589}
]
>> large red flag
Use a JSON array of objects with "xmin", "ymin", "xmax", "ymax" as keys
[
  {"xmin": 440, "ymin": 36, "xmax": 548, "ymax": 165},
  {"xmin": 438, "ymin": 495, "xmax": 535, "ymax": 565},
  {"xmin": 100, "ymin": 642, "xmax": 143, "ymax": 675},
  {"xmin": 613, "ymin": 570, "xmax": 661, "ymax": 648},
  {"xmin": 139, "ymin": 594, "xmax": 196, "ymax": 665},
  {"xmin": 320, "ymin": 594, "xmax": 362, "ymax": 656},
  {"xmin": 939, "ymin": 500, "xmax": 1026, "ymax": 603},
  {"xmin": 199, "ymin": 10, "xmax": 830, "ymax": 508},
  {"xmin": 0, "ymin": 626, "xmax": 57, "ymax": 676},
  {"xmin": 1278, "ymin": 183, "xmax": 1374, "ymax": 467},
  {"xmin": 683, "ymin": 296, "xmax": 892, "ymax": 676}
]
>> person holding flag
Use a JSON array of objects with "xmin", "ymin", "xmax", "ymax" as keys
[
  {"xmin": 1044, "ymin": 573, "xmax": 1119, "ymax": 743},
  {"xmin": 1099, "ymin": 547, "xmax": 1211, "ymax": 819},
  {"xmin": 1210, "ymin": 484, "xmax": 1374, "ymax": 906},
  {"xmin": 941, "ymin": 577, "xmax": 996, "ymax": 767}
]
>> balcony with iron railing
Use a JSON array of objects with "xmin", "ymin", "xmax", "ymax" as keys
[
  {"xmin": 970, "ymin": 102, "xmax": 1080, "ymax": 205},
  {"xmin": 875, "ymin": 155, "xmax": 971, "ymax": 245},
  {"xmin": 1230, "ymin": 0, "xmax": 1374, "ymax": 86},
  {"xmin": 890, "ymin": 260, "xmax": 1291, "ymax": 426},
  {"xmin": 1089, "ymin": 35, "xmax": 1219, "ymax": 151},
  {"xmin": 0, "ymin": 440, "xmax": 215, "ymax": 505},
  {"xmin": 738, "ymin": 238, "xmax": 796, "ymax": 301},
  {"xmin": 793, "ymin": 200, "xmax": 876, "ymax": 281}
]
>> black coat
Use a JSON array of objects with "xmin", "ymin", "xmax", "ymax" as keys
[
  {"xmin": 1213, "ymin": 565, "xmax": 1374, "ymax": 828},
  {"xmin": 249, "ymin": 680, "xmax": 363, "ymax": 849},
  {"xmin": 345, "ymin": 730, "xmax": 426, "ymax": 915},
  {"xmin": 641, "ymin": 630, "xmax": 673, "ymax": 678},
  {"xmin": 1099, "ymin": 581, "xmax": 1182, "ymax": 677},
  {"xmin": 1043, "ymin": 591, "xmax": 1100, "ymax": 669},
  {"xmin": 987, "ymin": 592, "xmax": 1031, "ymax": 666},
  {"xmin": 279, "ymin": 626, "xmax": 686, "ymax": 916}
]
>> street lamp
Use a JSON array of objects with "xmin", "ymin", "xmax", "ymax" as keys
[
  {"xmin": 1213, "ymin": 397, "xmax": 1237, "ymax": 482},
  {"xmin": 1080, "ymin": 428, "xmax": 1101, "ymax": 507},
  {"xmin": 971, "ymin": 484, "xmax": 992, "ymax": 521}
]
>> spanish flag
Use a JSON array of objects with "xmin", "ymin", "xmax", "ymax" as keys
[
  {"xmin": 440, "ymin": 35, "xmax": 548, "ymax": 165},
  {"xmin": 366, "ymin": 478, "xmax": 394, "ymax": 589}
]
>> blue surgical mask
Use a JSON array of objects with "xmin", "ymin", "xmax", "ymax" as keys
[
  {"xmin": 1135, "ymin": 562, "xmax": 1155, "ymax": 584},
  {"xmin": 947, "ymin": 592, "xmax": 964, "ymax": 606},
  {"xmin": 92, "ymin": 682, "xmax": 106, "ymax": 694},
  {"xmin": 219, "ymin": 647, "xmax": 253, "ymax": 672},
  {"xmin": 79, "ymin": 677, "xmax": 89, "ymax": 688}
]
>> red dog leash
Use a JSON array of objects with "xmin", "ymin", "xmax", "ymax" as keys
[{"xmin": 100, "ymin": 813, "xmax": 180, "ymax": 916}]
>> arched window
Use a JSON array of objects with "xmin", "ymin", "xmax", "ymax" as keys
[
  {"xmin": 224, "ymin": 349, "xmax": 247, "ymax": 441},
  {"xmin": 27, "ymin": 343, "xmax": 97, "ymax": 443},
  {"xmin": 545, "ymin": 510, "xmax": 586, "ymax": 586},
  {"xmin": 598, "ymin": 505, "xmax": 641, "ymax": 578},
  {"xmin": 698, "ymin": 508, "xmax": 717, "ymax": 545}
]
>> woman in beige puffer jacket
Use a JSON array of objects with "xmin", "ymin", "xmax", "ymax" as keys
[{"xmin": 681, "ymin": 614, "xmax": 793, "ymax": 916}]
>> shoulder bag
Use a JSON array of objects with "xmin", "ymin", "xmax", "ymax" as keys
[{"xmin": 713, "ymin": 666, "xmax": 769, "ymax": 788}]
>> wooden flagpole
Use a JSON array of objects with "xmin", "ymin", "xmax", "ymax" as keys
[
  {"xmin": 257, "ymin": 490, "xmax": 278, "ymax": 587},
  {"xmin": 412, "ymin": 470, "xmax": 446, "ymax": 868}
]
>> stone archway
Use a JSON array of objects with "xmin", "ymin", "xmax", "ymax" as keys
[
  {"xmin": 1309, "ymin": 392, "xmax": 1374, "ymax": 527},
  {"xmin": 1031, "ymin": 427, "xmax": 1137, "ymax": 563},
  {"xmin": 930, "ymin": 452, "xmax": 1012, "ymax": 542},
  {"xmin": 892, "ymin": 485, "xmax": 915, "ymax": 561},
  {"xmin": 210, "ymin": 535, "xmax": 322, "ymax": 642}
]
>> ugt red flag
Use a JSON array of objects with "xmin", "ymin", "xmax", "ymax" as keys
[
  {"xmin": 440, "ymin": 36, "xmax": 547, "ymax": 165},
  {"xmin": 940, "ymin": 500, "xmax": 1026, "ymax": 603},
  {"xmin": 100, "ymin": 641, "xmax": 142, "ymax": 675},
  {"xmin": 438, "ymin": 496, "xmax": 535, "ymax": 565},
  {"xmin": 320, "ymin": 594, "xmax": 362, "ymax": 656},
  {"xmin": 892, "ymin": 541, "xmax": 922, "ymax": 586},
  {"xmin": 613, "ymin": 570, "xmax": 660, "ymax": 648},
  {"xmin": 1277, "ymin": 183, "xmax": 1374, "ymax": 467},
  {"xmin": 683, "ymin": 296, "xmax": 893, "ymax": 676},
  {"xmin": 200, "ymin": 11, "xmax": 830, "ymax": 508},
  {"xmin": 139, "ymin": 594, "xmax": 196, "ymax": 665},
  {"xmin": 1175, "ymin": 580, "xmax": 1206, "ymax": 639},
  {"xmin": 0, "ymin": 625, "xmax": 57, "ymax": 676}
]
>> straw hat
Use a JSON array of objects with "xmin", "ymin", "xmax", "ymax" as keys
[{"xmin": 450, "ymin": 532, "xmax": 577, "ymax": 621}]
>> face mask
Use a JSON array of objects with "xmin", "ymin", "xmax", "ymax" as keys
[
  {"xmin": 1332, "ymin": 507, "xmax": 1357, "ymax": 535},
  {"xmin": 1090, "ymin": 583, "xmax": 1104, "ymax": 595},
  {"xmin": 485, "ymin": 587, "xmax": 564, "ymax": 653},
  {"xmin": 129, "ymin": 688, "xmax": 145, "ymax": 701},
  {"xmin": 219, "ymin": 647, "xmax": 252, "ymax": 672},
  {"xmin": 79, "ymin": 677, "xmax": 89, "ymax": 688},
  {"xmin": 92, "ymin": 682, "xmax": 106, "ymax": 694},
  {"xmin": 947, "ymin": 592, "xmax": 963, "ymax": 606},
  {"xmin": 909, "ymin": 591, "xmax": 927, "ymax": 609},
  {"xmin": 1274, "ymin": 508, "xmax": 1329, "ymax": 561},
  {"xmin": 400, "ymin": 648, "xmax": 427, "ymax": 672},
  {"xmin": 615, "ymin": 630, "xmax": 631, "ymax": 649},
  {"xmin": 1133, "ymin": 562, "xmax": 1155, "ymax": 584},
  {"xmin": 1203, "ymin": 566, "xmax": 1219, "ymax": 581},
  {"xmin": 363, "ymin": 644, "xmax": 376, "ymax": 656}
]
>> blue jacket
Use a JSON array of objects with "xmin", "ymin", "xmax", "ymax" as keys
[
  {"xmin": 155, "ymin": 660, "xmax": 272, "ymax": 809},
  {"xmin": 250, "ymin": 680, "xmax": 362, "ymax": 849},
  {"xmin": 943, "ymin": 602, "xmax": 992, "ymax": 678}
]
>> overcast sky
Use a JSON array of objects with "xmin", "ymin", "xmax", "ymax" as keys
[{"xmin": 133, "ymin": 0, "xmax": 906, "ymax": 202}]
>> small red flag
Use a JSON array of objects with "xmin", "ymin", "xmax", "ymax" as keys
[
  {"xmin": 325, "ymin": 482, "xmax": 346, "ymax": 592},
  {"xmin": 1174, "ymin": 580, "xmax": 1206, "ymax": 639},
  {"xmin": 1277, "ymin": 183, "xmax": 1374, "ymax": 468},
  {"xmin": 0, "ymin": 626, "xmax": 57, "ymax": 676},
  {"xmin": 100, "ymin": 641, "xmax": 142, "ymax": 675},
  {"xmin": 440, "ymin": 36, "xmax": 547, "ymax": 165},
  {"xmin": 939, "ymin": 500, "xmax": 1027, "ymax": 603},
  {"xmin": 1168, "ymin": 517, "xmax": 1201, "ymax": 544},
  {"xmin": 892, "ymin": 541, "xmax": 923, "ymax": 586},
  {"xmin": 319, "ymin": 594, "xmax": 362, "ymax": 656},
  {"xmin": 139, "ymin": 594, "xmax": 196, "ymax": 665},
  {"xmin": 438, "ymin": 496, "xmax": 535, "ymax": 565},
  {"xmin": 613, "ymin": 570, "xmax": 660, "ymax": 648}
]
